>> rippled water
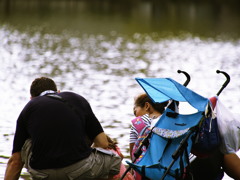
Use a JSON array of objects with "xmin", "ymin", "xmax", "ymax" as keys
[
  {"xmin": 1, "ymin": 25, "xmax": 240, "ymax": 179},
  {"xmin": 1, "ymin": 1, "xmax": 240, "ymax": 178}
]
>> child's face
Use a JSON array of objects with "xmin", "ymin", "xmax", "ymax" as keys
[{"xmin": 133, "ymin": 105, "xmax": 148, "ymax": 117}]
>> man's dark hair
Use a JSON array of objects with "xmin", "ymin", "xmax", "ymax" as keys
[{"xmin": 30, "ymin": 77, "xmax": 57, "ymax": 97}]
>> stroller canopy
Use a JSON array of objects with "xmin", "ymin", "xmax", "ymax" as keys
[{"xmin": 136, "ymin": 78, "xmax": 209, "ymax": 112}]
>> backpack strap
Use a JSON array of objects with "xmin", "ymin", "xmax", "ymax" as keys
[
  {"xmin": 133, "ymin": 126, "xmax": 151, "ymax": 160},
  {"xmin": 141, "ymin": 165, "xmax": 146, "ymax": 180}
]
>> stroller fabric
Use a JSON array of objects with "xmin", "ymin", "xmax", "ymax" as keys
[{"xmin": 127, "ymin": 109, "xmax": 204, "ymax": 180}]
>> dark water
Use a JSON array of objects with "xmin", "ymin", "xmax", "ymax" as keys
[
  {"xmin": 1, "ymin": 0, "xmax": 240, "ymax": 38},
  {"xmin": 0, "ymin": 1, "xmax": 240, "ymax": 179}
]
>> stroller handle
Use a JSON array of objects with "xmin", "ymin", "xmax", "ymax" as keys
[
  {"xmin": 177, "ymin": 70, "xmax": 191, "ymax": 87},
  {"xmin": 216, "ymin": 70, "xmax": 230, "ymax": 96}
]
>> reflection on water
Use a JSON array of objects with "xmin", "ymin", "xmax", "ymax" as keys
[
  {"xmin": 0, "ymin": 1, "xmax": 240, "ymax": 179},
  {"xmin": 1, "ymin": 25, "xmax": 240, "ymax": 179}
]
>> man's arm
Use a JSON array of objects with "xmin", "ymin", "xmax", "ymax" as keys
[
  {"xmin": 223, "ymin": 153, "xmax": 240, "ymax": 180},
  {"xmin": 93, "ymin": 132, "xmax": 109, "ymax": 149},
  {"xmin": 4, "ymin": 152, "xmax": 24, "ymax": 180}
]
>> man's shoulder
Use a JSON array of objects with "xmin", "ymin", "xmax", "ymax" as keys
[
  {"xmin": 59, "ymin": 91, "xmax": 77, "ymax": 96},
  {"xmin": 59, "ymin": 91, "xmax": 88, "ymax": 103},
  {"xmin": 59, "ymin": 91, "xmax": 81, "ymax": 97}
]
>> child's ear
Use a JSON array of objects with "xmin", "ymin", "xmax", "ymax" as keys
[{"xmin": 145, "ymin": 102, "xmax": 150, "ymax": 111}]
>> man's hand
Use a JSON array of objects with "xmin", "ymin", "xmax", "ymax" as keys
[{"xmin": 93, "ymin": 132, "xmax": 109, "ymax": 149}]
